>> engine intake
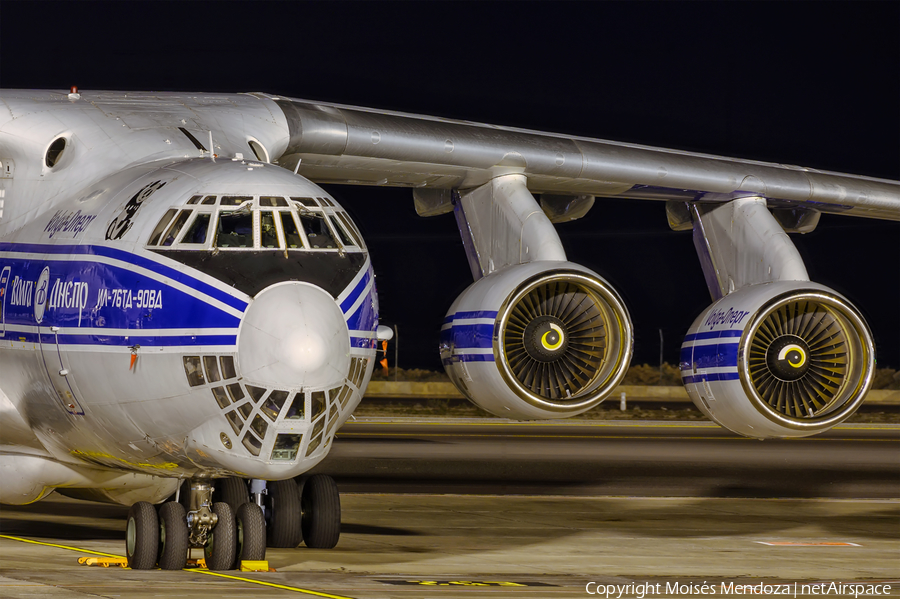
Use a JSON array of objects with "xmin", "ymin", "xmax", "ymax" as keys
[
  {"xmin": 682, "ymin": 281, "xmax": 875, "ymax": 438},
  {"xmin": 441, "ymin": 262, "xmax": 633, "ymax": 420}
]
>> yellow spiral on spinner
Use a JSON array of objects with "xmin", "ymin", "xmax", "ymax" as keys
[
  {"xmin": 541, "ymin": 323, "xmax": 564, "ymax": 351},
  {"xmin": 778, "ymin": 344, "xmax": 807, "ymax": 368}
]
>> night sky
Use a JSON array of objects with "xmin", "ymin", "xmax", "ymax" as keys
[{"xmin": 2, "ymin": 2, "xmax": 897, "ymax": 369}]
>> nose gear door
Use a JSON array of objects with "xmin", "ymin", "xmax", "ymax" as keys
[
  {"xmin": 39, "ymin": 327, "xmax": 85, "ymax": 416},
  {"xmin": 33, "ymin": 267, "xmax": 85, "ymax": 416}
]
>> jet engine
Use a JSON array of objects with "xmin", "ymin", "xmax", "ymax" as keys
[
  {"xmin": 440, "ymin": 262, "xmax": 633, "ymax": 420},
  {"xmin": 681, "ymin": 281, "xmax": 875, "ymax": 438}
]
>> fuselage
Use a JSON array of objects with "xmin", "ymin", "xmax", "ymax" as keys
[{"xmin": 0, "ymin": 91, "xmax": 378, "ymax": 498}]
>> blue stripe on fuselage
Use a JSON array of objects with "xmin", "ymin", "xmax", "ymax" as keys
[
  {"xmin": 0, "ymin": 243, "xmax": 248, "ymax": 311},
  {"xmin": 343, "ymin": 265, "xmax": 378, "ymax": 348},
  {"xmin": 2, "ymin": 243, "xmax": 381, "ymax": 351},
  {"xmin": 6, "ymin": 330, "xmax": 236, "ymax": 347},
  {"xmin": 0, "ymin": 243, "xmax": 242, "ymax": 347},
  {"xmin": 340, "ymin": 269, "xmax": 371, "ymax": 314}
]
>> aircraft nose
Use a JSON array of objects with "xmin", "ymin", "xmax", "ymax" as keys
[{"xmin": 238, "ymin": 282, "xmax": 350, "ymax": 388}]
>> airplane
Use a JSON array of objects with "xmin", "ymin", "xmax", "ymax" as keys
[{"xmin": 0, "ymin": 87, "xmax": 897, "ymax": 571}]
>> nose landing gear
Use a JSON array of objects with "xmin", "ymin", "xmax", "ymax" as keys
[
  {"xmin": 126, "ymin": 474, "xmax": 341, "ymax": 569},
  {"xmin": 125, "ymin": 480, "xmax": 266, "ymax": 570}
]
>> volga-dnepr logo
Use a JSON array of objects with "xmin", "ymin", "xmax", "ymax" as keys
[{"xmin": 34, "ymin": 267, "xmax": 50, "ymax": 324}]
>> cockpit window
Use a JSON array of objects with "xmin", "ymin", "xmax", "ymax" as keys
[
  {"xmin": 182, "ymin": 213, "xmax": 211, "ymax": 244},
  {"xmin": 328, "ymin": 215, "xmax": 354, "ymax": 247},
  {"xmin": 148, "ymin": 209, "xmax": 178, "ymax": 245},
  {"xmin": 216, "ymin": 210, "xmax": 254, "ymax": 248},
  {"xmin": 162, "ymin": 210, "xmax": 191, "ymax": 246},
  {"xmin": 335, "ymin": 211, "xmax": 365, "ymax": 248},
  {"xmin": 299, "ymin": 212, "xmax": 337, "ymax": 249},
  {"xmin": 221, "ymin": 195, "xmax": 252, "ymax": 206},
  {"xmin": 280, "ymin": 212, "xmax": 303, "ymax": 248},
  {"xmin": 147, "ymin": 194, "xmax": 364, "ymax": 252},
  {"xmin": 260, "ymin": 196, "xmax": 289, "ymax": 207},
  {"xmin": 260, "ymin": 212, "xmax": 280, "ymax": 248}
]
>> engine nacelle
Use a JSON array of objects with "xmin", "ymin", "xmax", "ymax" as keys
[
  {"xmin": 681, "ymin": 281, "xmax": 875, "ymax": 438},
  {"xmin": 441, "ymin": 262, "xmax": 633, "ymax": 420}
]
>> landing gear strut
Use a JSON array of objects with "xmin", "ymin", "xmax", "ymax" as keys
[{"xmin": 125, "ymin": 479, "xmax": 266, "ymax": 570}]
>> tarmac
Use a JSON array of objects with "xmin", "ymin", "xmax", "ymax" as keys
[{"xmin": 1, "ymin": 419, "xmax": 898, "ymax": 598}]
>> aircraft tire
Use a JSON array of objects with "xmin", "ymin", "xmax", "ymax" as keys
[
  {"xmin": 126, "ymin": 501, "xmax": 159, "ymax": 570},
  {"xmin": 266, "ymin": 479, "xmax": 303, "ymax": 548},
  {"xmin": 157, "ymin": 502, "xmax": 188, "ymax": 570},
  {"xmin": 204, "ymin": 502, "xmax": 237, "ymax": 571},
  {"xmin": 214, "ymin": 477, "xmax": 249, "ymax": 515},
  {"xmin": 301, "ymin": 474, "xmax": 341, "ymax": 549},
  {"xmin": 234, "ymin": 502, "xmax": 266, "ymax": 566}
]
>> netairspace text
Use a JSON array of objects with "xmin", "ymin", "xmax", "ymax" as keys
[{"xmin": 584, "ymin": 581, "xmax": 893, "ymax": 598}]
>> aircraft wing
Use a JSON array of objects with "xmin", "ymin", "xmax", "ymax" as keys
[{"xmin": 266, "ymin": 94, "xmax": 900, "ymax": 222}]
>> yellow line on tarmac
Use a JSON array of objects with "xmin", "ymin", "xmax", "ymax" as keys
[
  {"xmin": 352, "ymin": 420, "xmax": 718, "ymax": 428},
  {"xmin": 0, "ymin": 534, "xmax": 356, "ymax": 599},
  {"xmin": 338, "ymin": 432, "xmax": 896, "ymax": 442},
  {"xmin": 191, "ymin": 570, "xmax": 356, "ymax": 599},
  {"xmin": 0, "ymin": 534, "xmax": 122, "ymax": 558},
  {"xmin": 341, "ymin": 433, "xmax": 743, "ymax": 440},
  {"xmin": 349, "ymin": 420, "xmax": 900, "ymax": 431}
]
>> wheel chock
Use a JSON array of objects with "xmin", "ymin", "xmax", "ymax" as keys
[
  {"xmin": 186, "ymin": 558, "xmax": 207, "ymax": 569},
  {"xmin": 240, "ymin": 560, "xmax": 271, "ymax": 572},
  {"xmin": 78, "ymin": 557, "xmax": 129, "ymax": 568}
]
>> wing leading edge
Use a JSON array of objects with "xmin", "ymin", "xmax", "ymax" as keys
[{"xmin": 268, "ymin": 94, "xmax": 900, "ymax": 221}]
